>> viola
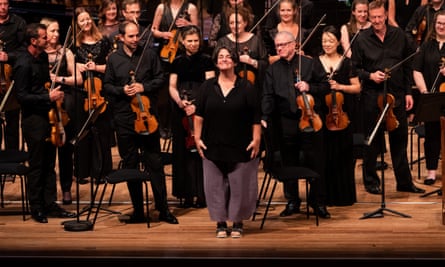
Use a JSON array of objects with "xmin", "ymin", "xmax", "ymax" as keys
[
  {"xmin": 129, "ymin": 71, "xmax": 158, "ymax": 135},
  {"xmin": 0, "ymin": 40, "xmax": 12, "ymax": 95},
  {"xmin": 238, "ymin": 46, "xmax": 255, "ymax": 84},
  {"xmin": 84, "ymin": 53, "xmax": 107, "ymax": 113},
  {"xmin": 181, "ymin": 92, "xmax": 197, "ymax": 152},
  {"xmin": 294, "ymin": 71, "xmax": 322, "ymax": 133},
  {"xmin": 377, "ymin": 93, "xmax": 399, "ymax": 132}
]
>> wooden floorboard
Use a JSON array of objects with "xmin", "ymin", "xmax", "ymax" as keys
[{"xmin": 1, "ymin": 132, "xmax": 445, "ymax": 266}]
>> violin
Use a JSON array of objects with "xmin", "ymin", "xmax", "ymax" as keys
[
  {"xmin": 294, "ymin": 71, "xmax": 322, "ymax": 133},
  {"xmin": 0, "ymin": 40, "xmax": 12, "ymax": 95},
  {"xmin": 431, "ymin": 57, "xmax": 445, "ymax": 93},
  {"xmin": 46, "ymin": 81, "xmax": 70, "ymax": 147},
  {"xmin": 377, "ymin": 93, "xmax": 399, "ymax": 132},
  {"xmin": 159, "ymin": 11, "xmax": 188, "ymax": 63},
  {"xmin": 129, "ymin": 70, "xmax": 158, "ymax": 135},
  {"xmin": 181, "ymin": 92, "xmax": 197, "ymax": 152},
  {"xmin": 325, "ymin": 68, "xmax": 350, "ymax": 131},
  {"xmin": 84, "ymin": 53, "xmax": 107, "ymax": 113},
  {"xmin": 238, "ymin": 46, "xmax": 256, "ymax": 84},
  {"xmin": 413, "ymin": 16, "xmax": 427, "ymax": 46}
]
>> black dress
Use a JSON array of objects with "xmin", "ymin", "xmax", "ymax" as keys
[
  {"xmin": 313, "ymin": 56, "xmax": 357, "ymax": 206},
  {"xmin": 170, "ymin": 51, "xmax": 215, "ymax": 204}
]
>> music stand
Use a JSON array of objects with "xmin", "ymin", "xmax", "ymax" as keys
[
  {"xmin": 360, "ymin": 72, "xmax": 411, "ymax": 219},
  {"xmin": 415, "ymin": 92, "xmax": 445, "ymax": 198},
  {"xmin": 63, "ymin": 103, "xmax": 112, "ymax": 231}
]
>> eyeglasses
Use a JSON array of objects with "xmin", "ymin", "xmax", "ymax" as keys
[
  {"xmin": 275, "ymin": 41, "xmax": 294, "ymax": 49},
  {"xmin": 436, "ymin": 21, "xmax": 445, "ymax": 27}
]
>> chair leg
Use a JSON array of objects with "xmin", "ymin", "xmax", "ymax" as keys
[
  {"xmin": 305, "ymin": 180, "xmax": 309, "ymax": 219},
  {"xmin": 252, "ymin": 171, "xmax": 270, "ymax": 221},
  {"xmin": 143, "ymin": 181, "xmax": 150, "ymax": 228},
  {"xmin": 92, "ymin": 182, "xmax": 108, "ymax": 227},
  {"xmin": 1, "ymin": 175, "xmax": 4, "ymax": 208},
  {"xmin": 19, "ymin": 175, "xmax": 26, "ymax": 221},
  {"xmin": 108, "ymin": 184, "xmax": 116, "ymax": 206},
  {"xmin": 260, "ymin": 180, "xmax": 278, "ymax": 230}
]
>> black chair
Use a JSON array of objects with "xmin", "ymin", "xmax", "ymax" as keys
[
  {"xmin": 409, "ymin": 123, "xmax": 425, "ymax": 180},
  {"xmin": 91, "ymin": 168, "xmax": 151, "ymax": 228},
  {"xmin": 0, "ymin": 150, "xmax": 30, "ymax": 221},
  {"xmin": 253, "ymin": 127, "xmax": 320, "ymax": 229}
]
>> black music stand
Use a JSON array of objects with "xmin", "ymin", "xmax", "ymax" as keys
[
  {"xmin": 415, "ymin": 93, "xmax": 445, "ymax": 198},
  {"xmin": 62, "ymin": 103, "xmax": 114, "ymax": 231}
]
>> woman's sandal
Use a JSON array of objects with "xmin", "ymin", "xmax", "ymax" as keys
[{"xmin": 216, "ymin": 222, "xmax": 228, "ymax": 238}]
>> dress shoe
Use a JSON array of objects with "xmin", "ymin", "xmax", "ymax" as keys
[
  {"xmin": 312, "ymin": 205, "xmax": 331, "ymax": 219},
  {"xmin": 365, "ymin": 185, "xmax": 382, "ymax": 195},
  {"xmin": 280, "ymin": 201, "xmax": 300, "ymax": 217},
  {"xmin": 181, "ymin": 198, "xmax": 193, "ymax": 209},
  {"xmin": 46, "ymin": 203, "xmax": 76, "ymax": 218},
  {"xmin": 31, "ymin": 210, "xmax": 48, "ymax": 223},
  {"xmin": 119, "ymin": 214, "xmax": 148, "ymax": 224},
  {"xmin": 424, "ymin": 178, "xmax": 436, "ymax": 185},
  {"xmin": 396, "ymin": 184, "xmax": 425, "ymax": 193},
  {"xmin": 159, "ymin": 211, "xmax": 179, "ymax": 224}
]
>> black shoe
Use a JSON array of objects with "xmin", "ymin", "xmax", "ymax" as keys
[
  {"xmin": 77, "ymin": 178, "xmax": 89, "ymax": 185},
  {"xmin": 181, "ymin": 198, "xmax": 193, "ymax": 209},
  {"xmin": 159, "ymin": 211, "xmax": 179, "ymax": 224},
  {"xmin": 424, "ymin": 178, "xmax": 436, "ymax": 185},
  {"xmin": 118, "ymin": 214, "xmax": 147, "ymax": 224},
  {"xmin": 312, "ymin": 205, "xmax": 331, "ymax": 219},
  {"xmin": 46, "ymin": 203, "xmax": 76, "ymax": 218},
  {"xmin": 396, "ymin": 184, "xmax": 425, "ymax": 193},
  {"xmin": 365, "ymin": 185, "xmax": 382, "ymax": 195},
  {"xmin": 31, "ymin": 210, "xmax": 48, "ymax": 223},
  {"xmin": 280, "ymin": 201, "xmax": 300, "ymax": 217},
  {"xmin": 376, "ymin": 161, "xmax": 388, "ymax": 170}
]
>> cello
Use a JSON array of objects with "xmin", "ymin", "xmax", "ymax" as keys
[
  {"xmin": 84, "ymin": 53, "xmax": 107, "ymax": 113},
  {"xmin": 129, "ymin": 71, "xmax": 158, "ymax": 135}
]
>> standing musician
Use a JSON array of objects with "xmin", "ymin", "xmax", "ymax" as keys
[
  {"xmin": 412, "ymin": 10, "xmax": 445, "ymax": 186},
  {"xmin": 351, "ymin": 0, "xmax": 425, "ymax": 195},
  {"xmin": 151, "ymin": 0, "xmax": 199, "ymax": 57},
  {"xmin": 314, "ymin": 25, "xmax": 361, "ymax": 206},
  {"xmin": 41, "ymin": 17, "xmax": 83, "ymax": 205},
  {"xmin": 74, "ymin": 7, "xmax": 114, "ymax": 185},
  {"xmin": 0, "ymin": 0, "xmax": 26, "ymax": 151},
  {"xmin": 208, "ymin": 0, "xmax": 255, "ymax": 49},
  {"xmin": 168, "ymin": 25, "xmax": 215, "ymax": 208},
  {"xmin": 103, "ymin": 20, "xmax": 179, "ymax": 224},
  {"xmin": 405, "ymin": 0, "xmax": 445, "ymax": 49},
  {"xmin": 14, "ymin": 23, "xmax": 76, "ymax": 223},
  {"xmin": 215, "ymin": 5, "xmax": 268, "ymax": 97},
  {"xmin": 265, "ymin": 0, "xmax": 308, "ymax": 65},
  {"xmin": 262, "ymin": 31, "xmax": 331, "ymax": 219},
  {"xmin": 151, "ymin": 0, "xmax": 199, "ymax": 141},
  {"xmin": 404, "ymin": 0, "xmax": 445, "ymax": 125}
]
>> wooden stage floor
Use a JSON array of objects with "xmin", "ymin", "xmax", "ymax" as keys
[{"xmin": 1, "ymin": 132, "xmax": 445, "ymax": 266}]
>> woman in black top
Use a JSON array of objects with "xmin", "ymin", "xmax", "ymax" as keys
[{"xmin": 169, "ymin": 25, "xmax": 215, "ymax": 208}]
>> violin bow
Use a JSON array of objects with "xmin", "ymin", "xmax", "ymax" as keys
[
  {"xmin": 50, "ymin": 26, "xmax": 72, "ymax": 90},
  {"xmin": 328, "ymin": 29, "xmax": 360, "ymax": 81},
  {"xmin": 299, "ymin": 13, "xmax": 326, "ymax": 52},
  {"xmin": 248, "ymin": 0, "xmax": 280, "ymax": 34},
  {"xmin": 133, "ymin": 24, "xmax": 153, "ymax": 76}
]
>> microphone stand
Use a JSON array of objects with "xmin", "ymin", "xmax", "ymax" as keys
[{"xmin": 360, "ymin": 51, "xmax": 419, "ymax": 220}]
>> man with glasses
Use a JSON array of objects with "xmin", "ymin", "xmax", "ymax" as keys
[{"xmin": 261, "ymin": 30, "xmax": 331, "ymax": 219}]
